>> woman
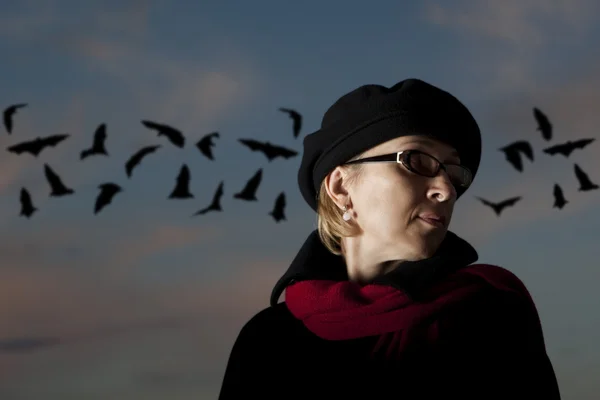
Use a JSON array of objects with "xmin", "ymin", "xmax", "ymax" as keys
[{"xmin": 218, "ymin": 79, "xmax": 561, "ymax": 399}]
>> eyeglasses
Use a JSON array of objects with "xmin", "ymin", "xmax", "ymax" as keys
[{"xmin": 342, "ymin": 150, "xmax": 473, "ymax": 189}]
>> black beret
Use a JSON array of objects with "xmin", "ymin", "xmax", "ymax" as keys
[{"xmin": 298, "ymin": 78, "xmax": 482, "ymax": 212}]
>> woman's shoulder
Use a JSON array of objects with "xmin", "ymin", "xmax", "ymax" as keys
[
  {"xmin": 233, "ymin": 302, "xmax": 308, "ymax": 348},
  {"xmin": 240, "ymin": 302, "xmax": 299, "ymax": 331},
  {"xmin": 459, "ymin": 263, "xmax": 533, "ymax": 299}
]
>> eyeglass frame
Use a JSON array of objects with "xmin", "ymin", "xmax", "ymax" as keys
[{"xmin": 341, "ymin": 149, "xmax": 473, "ymax": 188}]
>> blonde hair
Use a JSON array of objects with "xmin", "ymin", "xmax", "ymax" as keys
[{"xmin": 316, "ymin": 158, "xmax": 365, "ymax": 255}]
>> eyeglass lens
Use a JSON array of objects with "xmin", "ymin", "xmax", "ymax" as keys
[{"xmin": 404, "ymin": 152, "xmax": 471, "ymax": 188}]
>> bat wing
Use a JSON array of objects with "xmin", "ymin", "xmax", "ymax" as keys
[
  {"xmin": 553, "ymin": 184, "xmax": 564, "ymax": 198},
  {"xmin": 475, "ymin": 197, "xmax": 495, "ymax": 208},
  {"xmin": 177, "ymin": 165, "xmax": 190, "ymax": 185},
  {"xmin": 20, "ymin": 188, "xmax": 33, "ymax": 209},
  {"xmin": 141, "ymin": 120, "xmax": 164, "ymax": 131},
  {"xmin": 516, "ymin": 141, "xmax": 533, "ymax": 161},
  {"xmin": 95, "ymin": 184, "xmax": 121, "ymax": 214},
  {"xmin": 533, "ymin": 107, "xmax": 552, "ymax": 140},
  {"xmin": 245, "ymin": 169, "xmax": 263, "ymax": 191},
  {"xmin": 573, "ymin": 138, "xmax": 595, "ymax": 149},
  {"xmin": 543, "ymin": 144, "xmax": 566, "ymax": 156},
  {"xmin": 213, "ymin": 181, "xmax": 224, "ymax": 203},
  {"xmin": 275, "ymin": 192, "xmax": 286, "ymax": 211},
  {"xmin": 42, "ymin": 134, "xmax": 70, "ymax": 147},
  {"xmin": 500, "ymin": 196, "xmax": 522, "ymax": 208},
  {"xmin": 125, "ymin": 145, "xmax": 160, "ymax": 177},
  {"xmin": 7, "ymin": 141, "xmax": 32, "ymax": 154},
  {"xmin": 505, "ymin": 151, "xmax": 523, "ymax": 171},
  {"xmin": 574, "ymin": 164, "xmax": 594, "ymax": 186},
  {"xmin": 3, "ymin": 110, "xmax": 11, "ymax": 132},
  {"xmin": 95, "ymin": 191, "xmax": 113, "ymax": 213},
  {"xmin": 272, "ymin": 144, "xmax": 298, "ymax": 158},
  {"xmin": 3, "ymin": 103, "xmax": 27, "ymax": 133},
  {"xmin": 44, "ymin": 164, "xmax": 63, "ymax": 188},
  {"xmin": 238, "ymin": 138, "xmax": 265, "ymax": 152},
  {"xmin": 93, "ymin": 124, "xmax": 107, "ymax": 146}
]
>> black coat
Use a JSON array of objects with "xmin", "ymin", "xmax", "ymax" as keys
[{"xmin": 218, "ymin": 230, "xmax": 561, "ymax": 399}]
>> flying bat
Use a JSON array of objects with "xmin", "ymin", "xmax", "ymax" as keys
[
  {"xmin": 574, "ymin": 164, "xmax": 599, "ymax": 191},
  {"xmin": 192, "ymin": 181, "xmax": 224, "ymax": 216},
  {"xmin": 195, "ymin": 132, "xmax": 219, "ymax": 160},
  {"xmin": 95, "ymin": 183, "xmax": 122, "ymax": 214},
  {"xmin": 475, "ymin": 196, "xmax": 522, "ymax": 216},
  {"xmin": 43, "ymin": 164, "xmax": 74, "ymax": 196},
  {"xmin": 169, "ymin": 164, "xmax": 193, "ymax": 199},
  {"xmin": 543, "ymin": 138, "xmax": 595, "ymax": 158},
  {"xmin": 19, "ymin": 187, "xmax": 37, "ymax": 218},
  {"xmin": 533, "ymin": 107, "xmax": 552, "ymax": 141},
  {"xmin": 233, "ymin": 169, "xmax": 262, "ymax": 201},
  {"xmin": 552, "ymin": 184, "xmax": 567, "ymax": 209},
  {"xmin": 141, "ymin": 120, "xmax": 185, "ymax": 148},
  {"xmin": 125, "ymin": 145, "xmax": 161, "ymax": 178},
  {"xmin": 279, "ymin": 108, "xmax": 303, "ymax": 138},
  {"xmin": 81, "ymin": 123, "xmax": 108, "ymax": 160},
  {"xmin": 3, "ymin": 103, "xmax": 27, "ymax": 134},
  {"xmin": 238, "ymin": 139, "xmax": 298, "ymax": 162},
  {"xmin": 7, "ymin": 134, "xmax": 70, "ymax": 157},
  {"xmin": 498, "ymin": 140, "xmax": 533, "ymax": 172},
  {"xmin": 269, "ymin": 192, "xmax": 286, "ymax": 222}
]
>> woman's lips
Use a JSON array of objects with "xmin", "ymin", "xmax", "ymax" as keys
[{"xmin": 419, "ymin": 216, "xmax": 445, "ymax": 228}]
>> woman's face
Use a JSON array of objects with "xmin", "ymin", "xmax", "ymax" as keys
[{"xmin": 344, "ymin": 135, "xmax": 461, "ymax": 260}]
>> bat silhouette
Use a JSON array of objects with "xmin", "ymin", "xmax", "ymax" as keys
[
  {"xmin": 44, "ymin": 164, "xmax": 74, "ymax": 196},
  {"xmin": 7, "ymin": 134, "xmax": 70, "ymax": 157},
  {"xmin": 125, "ymin": 145, "xmax": 161, "ymax": 178},
  {"xmin": 192, "ymin": 181, "xmax": 224, "ymax": 216},
  {"xmin": 3, "ymin": 103, "xmax": 27, "ymax": 134},
  {"xmin": 141, "ymin": 120, "xmax": 185, "ymax": 148},
  {"xmin": 238, "ymin": 139, "xmax": 298, "ymax": 162},
  {"xmin": 196, "ymin": 132, "xmax": 219, "ymax": 160},
  {"xmin": 81, "ymin": 123, "xmax": 108, "ymax": 160},
  {"xmin": 169, "ymin": 164, "xmax": 193, "ymax": 199},
  {"xmin": 475, "ymin": 196, "xmax": 522, "ymax": 216},
  {"xmin": 543, "ymin": 138, "xmax": 595, "ymax": 158},
  {"xmin": 234, "ymin": 169, "xmax": 262, "ymax": 201},
  {"xmin": 552, "ymin": 184, "xmax": 567, "ymax": 209},
  {"xmin": 19, "ymin": 187, "xmax": 37, "ymax": 218},
  {"xmin": 533, "ymin": 107, "xmax": 552, "ymax": 141},
  {"xmin": 269, "ymin": 192, "xmax": 286, "ymax": 222},
  {"xmin": 95, "ymin": 183, "xmax": 122, "ymax": 214},
  {"xmin": 279, "ymin": 108, "xmax": 303, "ymax": 138},
  {"xmin": 574, "ymin": 164, "xmax": 599, "ymax": 191},
  {"xmin": 498, "ymin": 140, "xmax": 533, "ymax": 172}
]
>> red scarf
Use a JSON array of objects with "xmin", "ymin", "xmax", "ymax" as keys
[{"xmin": 285, "ymin": 263, "xmax": 540, "ymax": 359}]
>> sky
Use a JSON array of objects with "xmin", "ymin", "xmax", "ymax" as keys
[{"xmin": 1, "ymin": 0, "xmax": 599, "ymax": 398}]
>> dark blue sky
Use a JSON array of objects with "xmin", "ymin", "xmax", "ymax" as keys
[{"xmin": 1, "ymin": 1, "xmax": 599, "ymax": 398}]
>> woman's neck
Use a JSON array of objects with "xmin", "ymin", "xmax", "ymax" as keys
[{"xmin": 341, "ymin": 236, "xmax": 408, "ymax": 284}]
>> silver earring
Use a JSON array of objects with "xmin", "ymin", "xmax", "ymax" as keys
[{"xmin": 342, "ymin": 205, "xmax": 351, "ymax": 221}]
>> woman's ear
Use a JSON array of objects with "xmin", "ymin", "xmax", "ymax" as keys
[{"xmin": 324, "ymin": 166, "xmax": 350, "ymax": 209}]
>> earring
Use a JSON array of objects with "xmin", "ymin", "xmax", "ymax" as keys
[{"xmin": 342, "ymin": 205, "xmax": 352, "ymax": 221}]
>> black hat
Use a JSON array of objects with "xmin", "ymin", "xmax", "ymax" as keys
[{"xmin": 298, "ymin": 78, "xmax": 482, "ymax": 212}]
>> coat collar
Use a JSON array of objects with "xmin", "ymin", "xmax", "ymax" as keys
[{"xmin": 270, "ymin": 230, "xmax": 478, "ymax": 306}]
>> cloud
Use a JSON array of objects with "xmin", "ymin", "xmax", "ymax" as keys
[
  {"xmin": 423, "ymin": 0, "xmax": 598, "ymax": 47},
  {"xmin": 0, "ymin": 249, "xmax": 281, "ymax": 338},
  {"xmin": 0, "ymin": 254, "xmax": 284, "ymax": 399},
  {"xmin": 0, "ymin": 337, "xmax": 61, "ymax": 353},
  {"xmin": 422, "ymin": 1, "xmax": 600, "ymax": 94},
  {"xmin": 35, "ymin": 6, "xmax": 263, "ymax": 131}
]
